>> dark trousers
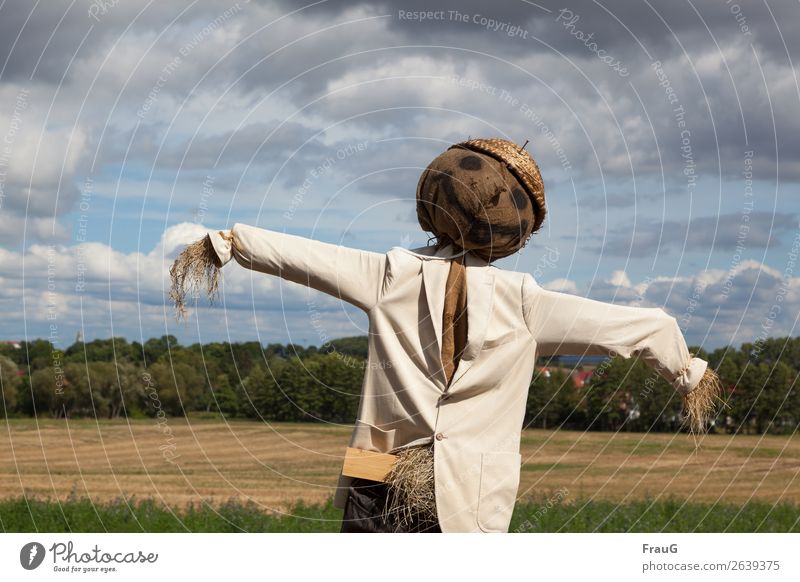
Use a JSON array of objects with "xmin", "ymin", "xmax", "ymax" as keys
[{"xmin": 339, "ymin": 477, "xmax": 442, "ymax": 533}]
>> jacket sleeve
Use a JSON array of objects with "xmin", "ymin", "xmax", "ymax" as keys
[
  {"xmin": 207, "ymin": 223, "xmax": 390, "ymax": 312},
  {"xmin": 521, "ymin": 273, "xmax": 707, "ymax": 395}
]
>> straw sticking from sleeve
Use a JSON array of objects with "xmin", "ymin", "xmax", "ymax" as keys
[
  {"xmin": 681, "ymin": 366, "xmax": 725, "ymax": 437},
  {"xmin": 168, "ymin": 234, "xmax": 221, "ymax": 322}
]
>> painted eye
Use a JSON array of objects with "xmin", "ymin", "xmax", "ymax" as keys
[
  {"xmin": 511, "ymin": 188, "xmax": 528, "ymax": 209},
  {"xmin": 459, "ymin": 154, "xmax": 483, "ymax": 171}
]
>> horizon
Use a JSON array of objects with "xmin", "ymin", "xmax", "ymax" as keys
[{"xmin": 3, "ymin": 331, "xmax": 795, "ymax": 355}]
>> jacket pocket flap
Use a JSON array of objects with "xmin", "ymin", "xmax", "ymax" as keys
[
  {"xmin": 481, "ymin": 329, "xmax": 524, "ymax": 350},
  {"xmin": 351, "ymin": 420, "xmax": 398, "ymax": 452}
]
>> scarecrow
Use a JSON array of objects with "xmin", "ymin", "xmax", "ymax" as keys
[{"xmin": 169, "ymin": 137, "xmax": 723, "ymax": 533}]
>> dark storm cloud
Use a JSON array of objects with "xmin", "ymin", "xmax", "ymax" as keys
[
  {"xmin": 268, "ymin": 0, "xmax": 800, "ymax": 60},
  {"xmin": 6, "ymin": 0, "xmax": 795, "ymax": 90},
  {"xmin": 8, "ymin": 0, "xmax": 791, "ymax": 85},
  {"xmin": 0, "ymin": 1, "xmax": 92, "ymax": 82},
  {"xmin": 0, "ymin": 0, "xmax": 232, "ymax": 83}
]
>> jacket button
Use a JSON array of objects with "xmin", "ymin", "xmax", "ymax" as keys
[{"xmin": 435, "ymin": 432, "xmax": 445, "ymax": 441}]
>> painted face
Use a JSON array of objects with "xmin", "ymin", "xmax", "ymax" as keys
[{"xmin": 416, "ymin": 147, "xmax": 537, "ymax": 261}]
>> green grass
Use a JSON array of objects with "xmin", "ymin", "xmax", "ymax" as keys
[
  {"xmin": 0, "ymin": 496, "xmax": 342, "ymax": 533},
  {"xmin": 2, "ymin": 495, "xmax": 798, "ymax": 532},
  {"xmin": 509, "ymin": 497, "xmax": 800, "ymax": 533}
]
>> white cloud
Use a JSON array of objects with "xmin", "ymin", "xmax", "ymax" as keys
[
  {"xmin": 0, "ymin": 222, "xmax": 366, "ymax": 344},
  {"xmin": 541, "ymin": 277, "xmax": 577, "ymax": 292},
  {"xmin": 607, "ymin": 269, "xmax": 631, "ymax": 287},
  {"xmin": 541, "ymin": 258, "xmax": 800, "ymax": 348}
]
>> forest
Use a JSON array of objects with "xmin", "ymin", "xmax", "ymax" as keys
[{"xmin": 1, "ymin": 335, "xmax": 798, "ymax": 434}]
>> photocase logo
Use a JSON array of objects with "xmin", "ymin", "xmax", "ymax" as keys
[{"xmin": 20, "ymin": 542, "xmax": 46, "ymax": 570}]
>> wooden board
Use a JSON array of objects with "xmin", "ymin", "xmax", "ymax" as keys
[{"xmin": 341, "ymin": 447, "xmax": 397, "ymax": 482}]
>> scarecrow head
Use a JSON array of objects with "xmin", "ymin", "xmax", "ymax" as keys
[{"xmin": 416, "ymin": 138, "xmax": 546, "ymax": 262}]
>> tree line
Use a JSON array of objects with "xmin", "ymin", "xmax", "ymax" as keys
[{"xmin": 0, "ymin": 335, "xmax": 798, "ymax": 434}]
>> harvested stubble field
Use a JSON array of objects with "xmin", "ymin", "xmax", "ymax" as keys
[{"xmin": 2, "ymin": 418, "xmax": 798, "ymax": 513}]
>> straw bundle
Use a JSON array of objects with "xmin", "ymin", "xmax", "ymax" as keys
[
  {"xmin": 681, "ymin": 366, "xmax": 725, "ymax": 437},
  {"xmin": 381, "ymin": 443, "xmax": 437, "ymax": 530},
  {"xmin": 168, "ymin": 234, "xmax": 221, "ymax": 321}
]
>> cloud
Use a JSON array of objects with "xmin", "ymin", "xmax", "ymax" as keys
[
  {"xmin": 540, "ymin": 277, "xmax": 577, "ymax": 293},
  {"xmin": 279, "ymin": 0, "xmax": 799, "ymax": 60},
  {"xmin": 0, "ymin": 83, "xmax": 90, "ymax": 245},
  {"xmin": 0, "ymin": 222, "xmax": 369, "ymax": 344},
  {"xmin": 599, "ymin": 212, "xmax": 798, "ymax": 257},
  {"xmin": 1, "ymin": 0, "xmax": 800, "ymax": 349},
  {"xmin": 2, "ymin": 220, "xmax": 796, "ymax": 350},
  {"xmin": 538, "ymin": 257, "xmax": 800, "ymax": 349}
]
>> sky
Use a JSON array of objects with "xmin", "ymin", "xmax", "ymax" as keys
[{"xmin": 0, "ymin": 0, "xmax": 798, "ymax": 351}]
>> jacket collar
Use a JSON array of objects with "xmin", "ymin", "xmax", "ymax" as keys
[
  {"xmin": 398, "ymin": 242, "xmax": 489, "ymax": 265},
  {"xmin": 407, "ymin": 243, "xmax": 495, "ymax": 392}
]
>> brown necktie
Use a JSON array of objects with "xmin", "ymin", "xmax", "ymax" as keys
[{"xmin": 441, "ymin": 254, "xmax": 468, "ymax": 386}]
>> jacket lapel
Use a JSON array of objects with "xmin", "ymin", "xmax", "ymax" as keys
[
  {"xmin": 419, "ymin": 244, "xmax": 495, "ymax": 391},
  {"xmin": 421, "ymin": 251, "xmax": 449, "ymax": 387}
]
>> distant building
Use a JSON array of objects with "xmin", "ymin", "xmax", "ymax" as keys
[
  {"xmin": 572, "ymin": 370, "xmax": 594, "ymax": 388},
  {"xmin": 0, "ymin": 340, "xmax": 21, "ymax": 349},
  {"xmin": 536, "ymin": 367, "xmax": 594, "ymax": 388}
]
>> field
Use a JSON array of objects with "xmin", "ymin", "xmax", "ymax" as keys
[{"xmin": 1, "ymin": 418, "xmax": 799, "ymax": 532}]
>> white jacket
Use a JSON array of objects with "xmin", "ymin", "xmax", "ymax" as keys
[{"xmin": 208, "ymin": 223, "xmax": 708, "ymax": 533}]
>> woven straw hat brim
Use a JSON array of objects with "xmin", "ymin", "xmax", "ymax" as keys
[{"xmin": 449, "ymin": 138, "xmax": 546, "ymax": 233}]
